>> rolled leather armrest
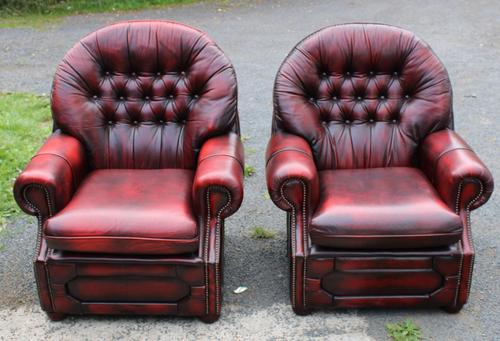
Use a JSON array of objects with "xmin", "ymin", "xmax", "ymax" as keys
[
  {"xmin": 193, "ymin": 133, "xmax": 244, "ymax": 219},
  {"xmin": 13, "ymin": 131, "xmax": 87, "ymax": 217},
  {"xmin": 266, "ymin": 132, "xmax": 319, "ymax": 213},
  {"xmin": 419, "ymin": 129, "xmax": 493, "ymax": 211}
]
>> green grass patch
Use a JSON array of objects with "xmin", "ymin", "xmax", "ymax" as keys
[
  {"xmin": 0, "ymin": 0, "xmax": 196, "ymax": 28},
  {"xmin": 386, "ymin": 319, "xmax": 423, "ymax": 341},
  {"xmin": 0, "ymin": 93, "xmax": 52, "ymax": 218},
  {"xmin": 244, "ymin": 165, "xmax": 255, "ymax": 177},
  {"xmin": 249, "ymin": 226, "xmax": 275, "ymax": 239}
]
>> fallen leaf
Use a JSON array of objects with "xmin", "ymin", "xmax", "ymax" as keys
[{"xmin": 233, "ymin": 286, "xmax": 248, "ymax": 294}]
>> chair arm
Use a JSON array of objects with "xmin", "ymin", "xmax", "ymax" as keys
[
  {"xmin": 266, "ymin": 133, "xmax": 319, "ymax": 213},
  {"xmin": 419, "ymin": 129, "xmax": 493, "ymax": 212},
  {"xmin": 13, "ymin": 131, "xmax": 87, "ymax": 217},
  {"xmin": 193, "ymin": 133, "xmax": 244, "ymax": 219}
]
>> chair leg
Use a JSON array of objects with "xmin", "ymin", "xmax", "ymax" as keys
[
  {"xmin": 442, "ymin": 305, "xmax": 463, "ymax": 314},
  {"xmin": 198, "ymin": 314, "xmax": 220, "ymax": 323},
  {"xmin": 292, "ymin": 306, "xmax": 312, "ymax": 316},
  {"xmin": 46, "ymin": 312, "xmax": 66, "ymax": 321}
]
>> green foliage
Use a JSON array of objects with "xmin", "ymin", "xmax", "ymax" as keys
[
  {"xmin": 0, "ymin": 216, "xmax": 7, "ymax": 251},
  {"xmin": 0, "ymin": 93, "xmax": 52, "ymax": 218},
  {"xmin": 0, "ymin": 0, "xmax": 195, "ymax": 27},
  {"xmin": 386, "ymin": 320, "xmax": 423, "ymax": 341},
  {"xmin": 244, "ymin": 165, "xmax": 255, "ymax": 177},
  {"xmin": 241, "ymin": 135, "xmax": 250, "ymax": 142},
  {"xmin": 249, "ymin": 226, "xmax": 275, "ymax": 239}
]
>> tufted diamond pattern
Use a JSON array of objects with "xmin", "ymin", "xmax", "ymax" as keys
[
  {"xmin": 273, "ymin": 24, "xmax": 453, "ymax": 170},
  {"xmin": 51, "ymin": 20, "xmax": 238, "ymax": 169}
]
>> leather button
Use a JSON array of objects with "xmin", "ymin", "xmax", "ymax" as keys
[
  {"xmin": 159, "ymin": 120, "xmax": 164, "ymax": 124},
  {"xmin": 119, "ymin": 96, "xmax": 124, "ymax": 100},
  {"xmin": 380, "ymin": 95, "xmax": 385, "ymax": 100},
  {"xmin": 369, "ymin": 71, "xmax": 374, "ymax": 76},
  {"xmin": 133, "ymin": 120, "xmax": 138, "ymax": 125},
  {"xmin": 193, "ymin": 94, "xmax": 199, "ymax": 99},
  {"xmin": 322, "ymin": 72, "xmax": 327, "ymax": 77},
  {"xmin": 393, "ymin": 72, "xmax": 399, "ymax": 76},
  {"xmin": 108, "ymin": 120, "xmax": 113, "ymax": 125},
  {"xmin": 181, "ymin": 120, "xmax": 186, "ymax": 124},
  {"xmin": 145, "ymin": 96, "xmax": 150, "ymax": 100},
  {"xmin": 345, "ymin": 119, "xmax": 351, "ymax": 124},
  {"xmin": 169, "ymin": 94, "xmax": 174, "ymax": 99},
  {"xmin": 369, "ymin": 118, "xmax": 374, "ymax": 123},
  {"xmin": 156, "ymin": 72, "xmax": 162, "ymax": 76},
  {"xmin": 105, "ymin": 71, "xmax": 110, "ymax": 76},
  {"xmin": 131, "ymin": 72, "xmax": 136, "ymax": 76},
  {"xmin": 332, "ymin": 96, "xmax": 338, "ymax": 101},
  {"xmin": 92, "ymin": 95, "xmax": 98, "ymax": 100},
  {"xmin": 405, "ymin": 94, "xmax": 410, "ymax": 99},
  {"xmin": 357, "ymin": 96, "xmax": 362, "ymax": 100},
  {"xmin": 392, "ymin": 119, "xmax": 397, "ymax": 123},
  {"xmin": 346, "ymin": 71, "xmax": 351, "ymax": 76},
  {"xmin": 180, "ymin": 71, "xmax": 186, "ymax": 76}
]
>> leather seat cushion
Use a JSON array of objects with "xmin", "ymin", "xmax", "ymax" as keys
[
  {"xmin": 44, "ymin": 169, "xmax": 199, "ymax": 255},
  {"xmin": 310, "ymin": 167, "xmax": 463, "ymax": 249}
]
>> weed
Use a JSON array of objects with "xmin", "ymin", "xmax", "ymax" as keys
[
  {"xmin": 386, "ymin": 319, "xmax": 423, "ymax": 341},
  {"xmin": 249, "ymin": 226, "xmax": 275, "ymax": 239},
  {"xmin": 244, "ymin": 165, "xmax": 256, "ymax": 177}
]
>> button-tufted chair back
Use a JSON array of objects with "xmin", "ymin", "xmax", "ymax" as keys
[
  {"xmin": 273, "ymin": 24, "xmax": 453, "ymax": 170},
  {"xmin": 51, "ymin": 21, "xmax": 239, "ymax": 169}
]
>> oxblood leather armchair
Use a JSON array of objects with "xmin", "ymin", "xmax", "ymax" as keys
[
  {"xmin": 13, "ymin": 21, "xmax": 244, "ymax": 323},
  {"xmin": 266, "ymin": 24, "xmax": 493, "ymax": 314}
]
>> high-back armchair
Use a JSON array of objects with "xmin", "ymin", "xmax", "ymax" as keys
[
  {"xmin": 266, "ymin": 24, "xmax": 493, "ymax": 314},
  {"xmin": 14, "ymin": 21, "xmax": 244, "ymax": 322}
]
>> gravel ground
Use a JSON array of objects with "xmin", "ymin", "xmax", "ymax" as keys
[{"xmin": 0, "ymin": 0, "xmax": 499, "ymax": 340}]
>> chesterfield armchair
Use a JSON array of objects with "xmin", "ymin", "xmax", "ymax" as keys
[
  {"xmin": 266, "ymin": 24, "xmax": 493, "ymax": 314},
  {"xmin": 13, "ymin": 21, "xmax": 244, "ymax": 323}
]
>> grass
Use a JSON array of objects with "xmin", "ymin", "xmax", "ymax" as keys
[
  {"xmin": 249, "ymin": 226, "xmax": 275, "ymax": 239},
  {"xmin": 244, "ymin": 165, "xmax": 256, "ymax": 177},
  {"xmin": 0, "ymin": 0, "xmax": 196, "ymax": 28},
  {"xmin": 0, "ymin": 93, "xmax": 52, "ymax": 219},
  {"xmin": 386, "ymin": 320, "xmax": 423, "ymax": 341}
]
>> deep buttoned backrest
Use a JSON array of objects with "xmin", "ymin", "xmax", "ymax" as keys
[
  {"xmin": 51, "ymin": 21, "xmax": 238, "ymax": 169},
  {"xmin": 273, "ymin": 24, "xmax": 453, "ymax": 170}
]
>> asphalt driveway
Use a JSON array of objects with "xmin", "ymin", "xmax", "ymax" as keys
[{"xmin": 0, "ymin": 0, "xmax": 498, "ymax": 340}]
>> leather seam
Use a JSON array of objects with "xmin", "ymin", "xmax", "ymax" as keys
[
  {"xmin": 32, "ymin": 152, "xmax": 78, "ymax": 189},
  {"xmin": 266, "ymin": 148, "xmax": 312, "ymax": 167},
  {"xmin": 204, "ymin": 186, "xmax": 231, "ymax": 316},
  {"xmin": 22, "ymin": 184, "xmax": 56, "ymax": 312},
  {"xmin": 280, "ymin": 178, "xmax": 308, "ymax": 309},
  {"xmin": 454, "ymin": 180, "xmax": 483, "ymax": 307},
  {"xmin": 198, "ymin": 154, "xmax": 244, "ymax": 171},
  {"xmin": 430, "ymin": 147, "xmax": 473, "ymax": 182},
  {"xmin": 464, "ymin": 182, "xmax": 482, "ymax": 301},
  {"xmin": 309, "ymin": 231, "xmax": 462, "ymax": 239},
  {"xmin": 45, "ymin": 235, "xmax": 199, "ymax": 242},
  {"xmin": 280, "ymin": 181, "xmax": 297, "ymax": 309}
]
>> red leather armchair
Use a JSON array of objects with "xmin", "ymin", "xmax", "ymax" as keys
[
  {"xmin": 13, "ymin": 21, "xmax": 244, "ymax": 322},
  {"xmin": 266, "ymin": 24, "xmax": 493, "ymax": 314}
]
